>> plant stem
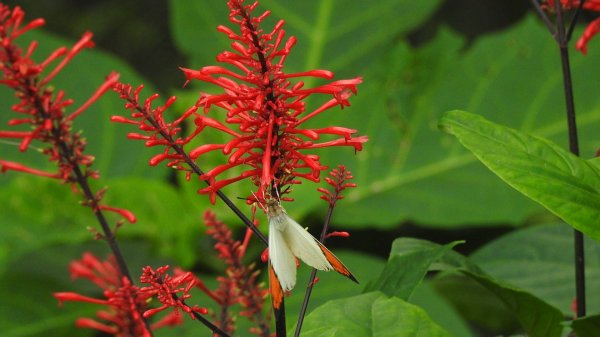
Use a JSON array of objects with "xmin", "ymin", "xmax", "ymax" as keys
[
  {"xmin": 531, "ymin": 0, "xmax": 587, "ymax": 318},
  {"xmin": 294, "ymin": 201, "xmax": 336, "ymax": 337},
  {"xmin": 554, "ymin": 1, "xmax": 586, "ymax": 318},
  {"xmin": 38, "ymin": 104, "xmax": 154, "ymax": 336},
  {"xmin": 274, "ymin": 299, "xmax": 287, "ymax": 337}
]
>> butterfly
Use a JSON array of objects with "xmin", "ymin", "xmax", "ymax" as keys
[{"xmin": 266, "ymin": 199, "xmax": 358, "ymax": 309}]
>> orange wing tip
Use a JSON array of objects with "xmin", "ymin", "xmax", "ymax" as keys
[
  {"xmin": 269, "ymin": 264, "xmax": 284, "ymax": 310},
  {"xmin": 318, "ymin": 244, "xmax": 359, "ymax": 284}
]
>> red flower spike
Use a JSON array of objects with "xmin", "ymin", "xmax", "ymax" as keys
[
  {"xmin": 0, "ymin": 4, "xmax": 134, "ymax": 227},
  {"xmin": 204, "ymin": 210, "xmax": 270, "ymax": 336},
  {"xmin": 545, "ymin": 0, "xmax": 600, "ymax": 53},
  {"xmin": 54, "ymin": 253, "xmax": 159, "ymax": 337},
  {"xmin": 114, "ymin": 0, "xmax": 367, "ymax": 203},
  {"xmin": 318, "ymin": 165, "xmax": 356, "ymax": 206}
]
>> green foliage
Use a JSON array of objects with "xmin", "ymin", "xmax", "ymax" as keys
[
  {"xmin": 364, "ymin": 238, "xmax": 463, "ymax": 299},
  {"xmin": 571, "ymin": 315, "xmax": 600, "ymax": 337},
  {"xmin": 472, "ymin": 222, "xmax": 600, "ymax": 315},
  {"xmin": 440, "ymin": 110, "xmax": 600, "ymax": 242},
  {"xmin": 298, "ymin": 292, "xmax": 452, "ymax": 337},
  {"xmin": 2, "ymin": 1, "xmax": 600, "ymax": 337}
]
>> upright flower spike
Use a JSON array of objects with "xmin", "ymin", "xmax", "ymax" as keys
[
  {"xmin": 544, "ymin": 0, "xmax": 600, "ymax": 54},
  {"xmin": 182, "ymin": 0, "xmax": 368, "ymax": 201},
  {"xmin": 0, "ymin": 4, "xmax": 133, "ymax": 224},
  {"xmin": 204, "ymin": 211, "xmax": 270, "ymax": 337},
  {"xmin": 114, "ymin": 0, "xmax": 367, "ymax": 204}
]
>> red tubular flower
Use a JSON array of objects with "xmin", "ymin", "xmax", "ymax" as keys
[
  {"xmin": 113, "ymin": 0, "xmax": 367, "ymax": 203},
  {"xmin": 545, "ymin": 0, "xmax": 600, "ymax": 53}
]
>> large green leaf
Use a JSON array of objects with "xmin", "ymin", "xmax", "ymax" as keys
[
  {"xmin": 409, "ymin": 281, "xmax": 475, "ymax": 337},
  {"xmin": 359, "ymin": 237, "xmax": 565, "ymax": 337},
  {"xmin": 298, "ymin": 291, "xmax": 451, "ymax": 337},
  {"xmin": 439, "ymin": 110, "xmax": 600, "ymax": 242},
  {"xmin": 472, "ymin": 222, "xmax": 600, "ymax": 315},
  {"xmin": 411, "ymin": 239, "xmax": 567, "ymax": 337},
  {"xmin": 364, "ymin": 238, "xmax": 462, "ymax": 299},
  {"xmin": 462, "ymin": 271, "xmax": 565, "ymax": 337}
]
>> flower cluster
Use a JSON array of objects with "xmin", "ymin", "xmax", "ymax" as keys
[
  {"xmin": 113, "ymin": 0, "xmax": 367, "ymax": 203},
  {"xmin": 0, "ymin": 4, "xmax": 133, "ymax": 223},
  {"xmin": 203, "ymin": 211, "xmax": 270, "ymax": 336},
  {"xmin": 546, "ymin": 0, "xmax": 600, "ymax": 53},
  {"xmin": 54, "ymin": 253, "xmax": 182, "ymax": 337},
  {"xmin": 139, "ymin": 265, "xmax": 209, "ymax": 320},
  {"xmin": 317, "ymin": 165, "xmax": 357, "ymax": 206}
]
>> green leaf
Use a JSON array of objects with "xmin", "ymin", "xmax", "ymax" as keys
[
  {"xmin": 462, "ymin": 271, "xmax": 565, "ymax": 337},
  {"xmin": 439, "ymin": 110, "xmax": 600, "ymax": 242},
  {"xmin": 432, "ymin": 274, "xmax": 520, "ymax": 333},
  {"xmin": 285, "ymin": 250, "xmax": 385, "ymax": 330},
  {"xmin": 410, "ymin": 281, "xmax": 475, "ymax": 337},
  {"xmin": 472, "ymin": 222, "xmax": 600, "ymax": 315},
  {"xmin": 438, "ymin": 249, "xmax": 565, "ymax": 337},
  {"xmin": 365, "ymin": 238, "xmax": 462, "ymax": 299},
  {"xmin": 0, "ymin": 245, "xmax": 101, "ymax": 337},
  {"xmin": 298, "ymin": 291, "xmax": 451, "ymax": 337},
  {"xmin": 571, "ymin": 315, "xmax": 600, "ymax": 337},
  {"xmin": 362, "ymin": 238, "xmax": 565, "ymax": 337}
]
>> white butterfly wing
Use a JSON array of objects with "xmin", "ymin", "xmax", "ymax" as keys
[
  {"xmin": 268, "ymin": 217, "xmax": 297, "ymax": 291},
  {"xmin": 280, "ymin": 213, "xmax": 333, "ymax": 271}
]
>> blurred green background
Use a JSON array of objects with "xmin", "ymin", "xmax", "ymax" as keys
[{"xmin": 2, "ymin": 1, "xmax": 600, "ymax": 336}]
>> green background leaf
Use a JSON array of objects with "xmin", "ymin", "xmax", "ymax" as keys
[
  {"xmin": 472, "ymin": 222, "xmax": 600, "ymax": 315},
  {"xmin": 571, "ymin": 315, "xmax": 600, "ymax": 337},
  {"xmin": 439, "ymin": 110, "xmax": 600, "ymax": 242},
  {"xmin": 364, "ymin": 238, "xmax": 462, "ymax": 299}
]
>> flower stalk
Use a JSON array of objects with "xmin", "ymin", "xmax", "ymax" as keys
[{"xmin": 530, "ymin": 0, "xmax": 588, "ymax": 318}]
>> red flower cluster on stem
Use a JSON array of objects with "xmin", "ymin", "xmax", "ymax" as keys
[
  {"xmin": 54, "ymin": 253, "xmax": 182, "ymax": 337},
  {"xmin": 203, "ymin": 210, "xmax": 270, "ymax": 336},
  {"xmin": 546, "ymin": 0, "xmax": 600, "ymax": 53},
  {"xmin": 317, "ymin": 165, "xmax": 357, "ymax": 207},
  {"xmin": 113, "ymin": 0, "xmax": 367, "ymax": 204},
  {"xmin": 139, "ymin": 265, "xmax": 209, "ymax": 320},
  {"xmin": 0, "ymin": 4, "xmax": 133, "ymax": 223}
]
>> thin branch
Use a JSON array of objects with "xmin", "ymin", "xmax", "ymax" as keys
[
  {"xmin": 567, "ymin": 0, "xmax": 587, "ymax": 41},
  {"xmin": 530, "ymin": 0, "xmax": 558, "ymax": 40},
  {"xmin": 293, "ymin": 202, "xmax": 335, "ymax": 337}
]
